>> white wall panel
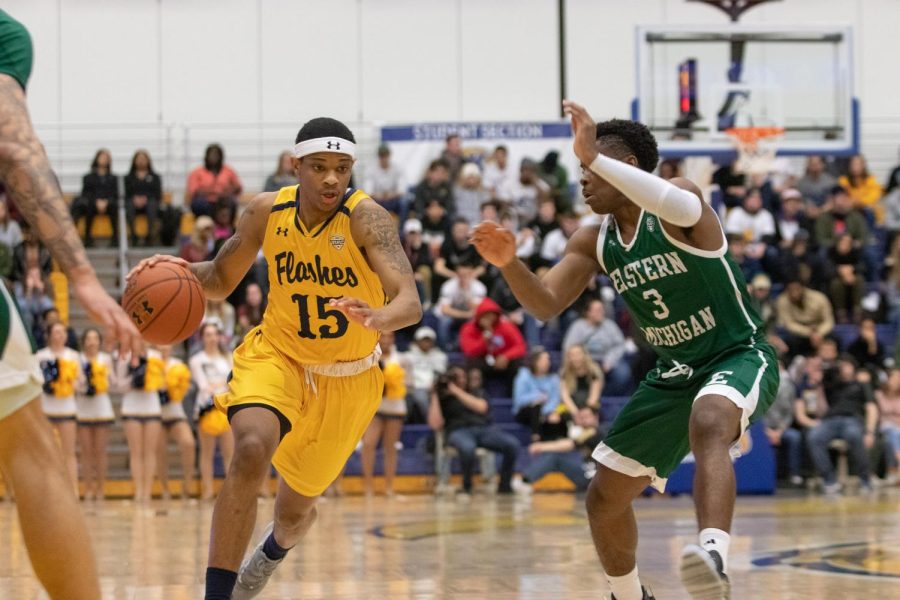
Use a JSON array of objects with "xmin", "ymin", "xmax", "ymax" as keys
[{"xmin": 458, "ymin": 0, "xmax": 558, "ymax": 120}]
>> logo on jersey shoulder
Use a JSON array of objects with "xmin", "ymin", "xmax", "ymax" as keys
[
  {"xmin": 646, "ymin": 216, "xmax": 656, "ymax": 232},
  {"xmin": 275, "ymin": 227, "xmax": 288, "ymax": 237},
  {"xmin": 329, "ymin": 234, "xmax": 345, "ymax": 250}
]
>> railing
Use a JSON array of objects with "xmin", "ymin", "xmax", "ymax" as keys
[{"xmin": 33, "ymin": 121, "xmax": 383, "ymax": 203}]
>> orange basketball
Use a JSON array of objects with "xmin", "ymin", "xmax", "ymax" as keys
[{"xmin": 122, "ymin": 261, "xmax": 206, "ymax": 345}]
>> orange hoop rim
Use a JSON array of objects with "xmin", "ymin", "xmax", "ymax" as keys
[{"xmin": 725, "ymin": 126, "xmax": 785, "ymax": 145}]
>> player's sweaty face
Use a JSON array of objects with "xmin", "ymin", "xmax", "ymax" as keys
[{"xmin": 296, "ymin": 153, "xmax": 354, "ymax": 211}]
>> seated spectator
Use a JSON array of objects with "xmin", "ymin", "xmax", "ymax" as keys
[
  {"xmin": 263, "ymin": 151, "xmax": 298, "ymax": 192},
  {"xmin": 459, "ymin": 297, "xmax": 527, "ymax": 391},
  {"xmin": 508, "ymin": 158, "xmax": 551, "ymax": 224},
  {"xmin": 80, "ymin": 149, "xmax": 119, "ymax": 248},
  {"xmin": 211, "ymin": 201, "xmax": 236, "ymax": 248},
  {"xmin": 404, "ymin": 326, "xmax": 447, "ymax": 422},
  {"xmin": 361, "ymin": 331, "xmax": 407, "ymax": 496},
  {"xmin": 826, "ymin": 233, "xmax": 865, "ymax": 323},
  {"xmin": 412, "ymin": 159, "xmax": 454, "ymax": 217},
  {"xmin": 796, "ymin": 155, "xmax": 837, "ymax": 211},
  {"xmin": 479, "ymin": 199, "xmax": 502, "ymax": 224},
  {"xmin": 538, "ymin": 151, "xmax": 570, "ymax": 211},
  {"xmin": 482, "ymin": 145, "xmax": 513, "ymax": 202},
  {"xmin": 559, "ymin": 345, "xmax": 603, "ymax": 431},
  {"xmin": 538, "ymin": 210, "xmax": 579, "ymax": 267},
  {"xmin": 839, "ymin": 154, "xmax": 884, "ymax": 223},
  {"xmin": 748, "ymin": 273, "xmax": 776, "ymax": 330},
  {"xmin": 513, "ymin": 347, "xmax": 562, "ymax": 441},
  {"xmin": 454, "ymin": 163, "xmax": 490, "ymax": 225},
  {"xmin": 712, "ymin": 160, "xmax": 747, "ymax": 210},
  {"xmin": 14, "ymin": 267, "xmax": 54, "ymax": 337},
  {"xmin": 793, "ymin": 355, "xmax": 828, "ymax": 437},
  {"xmin": 235, "ymin": 282, "xmax": 265, "ymax": 339},
  {"xmin": 428, "ymin": 366, "xmax": 521, "ymax": 496},
  {"xmin": 0, "ymin": 197, "xmax": 22, "ymax": 267},
  {"xmin": 883, "ymin": 184, "xmax": 900, "ymax": 244},
  {"xmin": 724, "ymin": 188, "xmax": 776, "ymax": 249},
  {"xmin": 886, "ymin": 148, "xmax": 900, "ymax": 195},
  {"xmin": 807, "ymin": 354, "xmax": 878, "ymax": 494},
  {"xmin": 764, "ymin": 360, "xmax": 804, "ymax": 486},
  {"xmin": 777, "ymin": 230, "xmax": 828, "ymax": 290},
  {"xmin": 658, "ymin": 159, "xmax": 681, "ymax": 180},
  {"xmin": 775, "ymin": 277, "xmax": 835, "ymax": 358},
  {"xmin": 179, "ymin": 215, "xmax": 215, "ymax": 263},
  {"xmin": 876, "ymin": 368, "xmax": 900, "ymax": 483},
  {"xmin": 529, "ymin": 199, "xmax": 559, "ymax": 241},
  {"xmin": 434, "ymin": 261, "xmax": 486, "ymax": 348},
  {"xmin": 846, "ymin": 317, "xmax": 885, "ymax": 377},
  {"xmin": 434, "ymin": 218, "xmax": 483, "ymax": 292},
  {"xmin": 440, "ymin": 134, "xmax": 464, "ymax": 182},
  {"xmin": 186, "ymin": 143, "xmax": 242, "ymax": 218},
  {"xmin": 502, "ymin": 209, "xmax": 538, "ymax": 266},
  {"xmin": 562, "ymin": 299, "xmax": 632, "ymax": 396},
  {"xmin": 402, "ymin": 219, "xmax": 434, "ymax": 307},
  {"xmin": 727, "ymin": 233, "xmax": 763, "ymax": 283},
  {"xmin": 887, "ymin": 239, "xmax": 900, "ymax": 327},
  {"xmin": 814, "ymin": 186, "xmax": 869, "ymax": 249},
  {"xmin": 421, "ymin": 197, "xmax": 450, "ymax": 256},
  {"xmin": 124, "ymin": 149, "xmax": 162, "ymax": 247},
  {"xmin": 10, "ymin": 221, "xmax": 51, "ymax": 287},
  {"xmin": 774, "ymin": 189, "xmax": 812, "ymax": 248},
  {"xmin": 364, "ymin": 144, "xmax": 404, "ymax": 215}
]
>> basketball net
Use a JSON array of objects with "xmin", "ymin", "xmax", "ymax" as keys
[{"xmin": 725, "ymin": 126, "xmax": 784, "ymax": 175}]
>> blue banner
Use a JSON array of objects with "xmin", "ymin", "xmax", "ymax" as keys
[{"xmin": 381, "ymin": 122, "xmax": 572, "ymax": 142}]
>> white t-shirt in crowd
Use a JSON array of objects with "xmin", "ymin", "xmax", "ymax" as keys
[
  {"xmin": 724, "ymin": 207, "xmax": 776, "ymax": 242},
  {"xmin": 434, "ymin": 278, "xmax": 487, "ymax": 318}
]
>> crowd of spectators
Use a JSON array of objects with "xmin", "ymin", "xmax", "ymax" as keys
[{"xmin": 5, "ymin": 131, "xmax": 900, "ymax": 499}]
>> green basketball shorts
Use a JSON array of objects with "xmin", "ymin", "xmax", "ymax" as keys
[
  {"xmin": 0, "ymin": 9, "xmax": 33, "ymax": 90},
  {"xmin": 0, "ymin": 282, "xmax": 42, "ymax": 420},
  {"xmin": 592, "ymin": 341, "xmax": 779, "ymax": 492}
]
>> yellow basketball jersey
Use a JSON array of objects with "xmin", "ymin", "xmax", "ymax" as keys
[{"xmin": 258, "ymin": 185, "xmax": 385, "ymax": 365}]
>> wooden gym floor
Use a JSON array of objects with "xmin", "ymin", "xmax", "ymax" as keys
[{"xmin": 1, "ymin": 487, "xmax": 899, "ymax": 599}]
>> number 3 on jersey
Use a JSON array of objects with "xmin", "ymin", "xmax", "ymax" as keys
[
  {"xmin": 642, "ymin": 288, "xmax": 670, "ymax": 320},
  {"xmin": 291, "ymin": 294, "xmax": 349, "ymax": 340}
]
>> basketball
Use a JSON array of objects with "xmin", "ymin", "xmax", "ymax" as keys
[{"xmin": 121, "ymin": 261, "xmax": 205, "ymax": 345}]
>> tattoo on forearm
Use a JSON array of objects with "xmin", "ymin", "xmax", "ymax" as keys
[
  {"xmin": 0, "ymin": 77, "xmax": 91, "ymax": 275},
  {"xmin": 355, "ymin": 203, "xmax": 413, "ymax": 275}
]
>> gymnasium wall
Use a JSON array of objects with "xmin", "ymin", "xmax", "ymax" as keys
[{"xmin": 6, "ymin": 0, "xmax": 900, "ymax": 192}]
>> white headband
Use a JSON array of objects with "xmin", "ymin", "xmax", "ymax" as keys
[{"xmin": 293, "ymin": 136, "xmax": 356, "ymax": 159}]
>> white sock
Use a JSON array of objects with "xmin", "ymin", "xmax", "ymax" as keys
[
  {"xmin": 699, "ymin": 528, "xmax": 731, "ymax": 573},
  {"xmin": 606, "ymin": 566, "xmax": 642, "ymax": 600}
]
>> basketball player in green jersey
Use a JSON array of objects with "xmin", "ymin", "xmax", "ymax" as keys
[
  {"xmin": 472, "ymin": 100, "xmax": 777, "ymax": 600},
  {"xmin": 0, "ymin": 9, "xmax": 142, "ymax": 599}
]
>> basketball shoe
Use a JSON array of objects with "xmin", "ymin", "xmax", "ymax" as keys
[
  {"xmin": 232, "ymin": 522, "xmax": 283, "ymax": 600},
  {"xmin": 680, "ymin": 544, "xmax": 730, "ymax": 599},
  {"xmin": 610, "ymin": 586, "xmax": 656, "ymax": 600}
]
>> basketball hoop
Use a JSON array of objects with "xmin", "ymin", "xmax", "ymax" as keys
[{"xmin": 725, "ymin": 126, "xmax": 784, "ymax": 175}]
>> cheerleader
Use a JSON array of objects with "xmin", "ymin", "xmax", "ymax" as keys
[
  {"xmin": 75, "ymin": 328, "xmax": 114, "ymax": 501},
  {"xmin": 189, "ymin": 322, "xmax": 233, "ymax": 500},
  {"xmin": 156, "ymin": 344, "xmax": 196, "ymax": 499},
  {"xmin": 361, "ymin": 331, "xmax": 408, "ymax": 497},
  {"xmin": 117, "ymin": 348, "xmax": 164, "ymax": 502},
  {"xmin": 35, "ymin": 322, "xmax": 82, "ymax": 494}
]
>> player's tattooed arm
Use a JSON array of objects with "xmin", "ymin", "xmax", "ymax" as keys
[
  {"xmin": 346, "ymin": 199, "xmax": 422, "ymax": 331},
  {"xmin": 190, "ymin": 193, "xmax": 271, "ymax": 300},
  {"xmin": 0, "ymin": 76, "xmax": 92, "ymax": 276}
]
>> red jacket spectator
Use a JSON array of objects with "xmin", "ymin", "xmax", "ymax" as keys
[{"xmin": 459, "ymin": 298, "xmax": 527, "ymax": 362}]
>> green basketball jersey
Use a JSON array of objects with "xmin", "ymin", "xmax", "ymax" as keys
[{"xmin": 598, "ymin": 210, "xmax": 765, "ymax": 366}]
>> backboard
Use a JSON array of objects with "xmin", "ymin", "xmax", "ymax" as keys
[{"xmin": 633, "ymin": 25, "xmax": 858, "ymax": 159}]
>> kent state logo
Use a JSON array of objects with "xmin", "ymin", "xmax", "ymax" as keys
[{"xmin": 753, "ymin": 541, "xmax": 900, "ymax": 579}]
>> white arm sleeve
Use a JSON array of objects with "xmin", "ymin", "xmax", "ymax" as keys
[{"xmin": 589, "ymin": 154, "xmax": 703, "ymax": 227}]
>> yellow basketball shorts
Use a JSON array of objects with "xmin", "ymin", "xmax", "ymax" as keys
[{"xmin": 218, "ymin": 330, "xmax": 383, "ymax": 497}]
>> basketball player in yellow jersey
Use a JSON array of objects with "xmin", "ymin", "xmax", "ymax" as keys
[{"xmin": 131, "ymin": 117, "xmax": 422, "ymax": 600}]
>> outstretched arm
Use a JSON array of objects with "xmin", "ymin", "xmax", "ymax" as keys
[
  {"xmin": 0, "ymin": 75, "xmax": 142, "ymax": 358},
  {"xmin": 129, "ymin": 193, "xmax": 272, "ymax": 300},
  {"xmin": 471, "ymin": 221, "xmax": 600, "ymax": 321},
  {"xmin": 336, "ymin": 199, "xmax": 423, "ymax": 331}
]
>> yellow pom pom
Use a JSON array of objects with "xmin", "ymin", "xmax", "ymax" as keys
[
  {"xmin": 53, "ymin": 358, "xmax": 79, "ymax": 398},
  {"xmin": 382, "ymin": 362, "xmax": 406, "ymax": 401},
  {"xmin": 144, "ymin": 356, "xmax": 166, "ymax": 392},
  {"xmin": 91, "ymin": 360, "xmax": 110, "ymax": 395},
  {"xmin": 165, "ymin": 363, "xmax": 192, "ymax": 403},
  {"xmin": 199, "ymin": 408, "xmax": 230, "ymax": 436}
]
